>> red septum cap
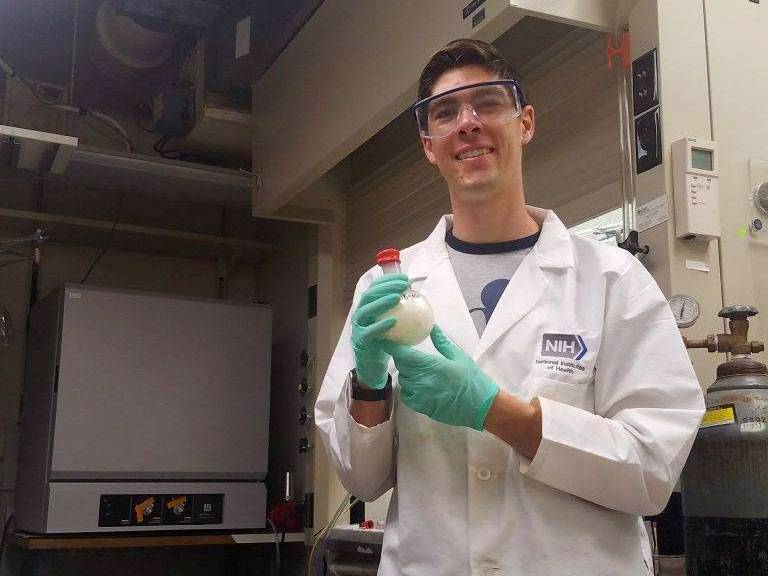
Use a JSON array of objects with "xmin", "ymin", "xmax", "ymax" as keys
[{"xmin": 376, "ymin": 248, "xmax": 400, "ymax": 265}]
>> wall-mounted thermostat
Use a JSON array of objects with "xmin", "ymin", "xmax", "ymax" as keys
[{"xmin": 671, "ymin": 137, "xmax": 721, "ymax": 241}]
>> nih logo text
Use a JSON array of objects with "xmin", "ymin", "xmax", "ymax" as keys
[{"xmin": 541, "ymin": 333, "xmax": 588, "ymax": 361}]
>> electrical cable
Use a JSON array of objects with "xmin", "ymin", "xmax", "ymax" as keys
[
  {"xmin": 308, "ymin": 498, "xmax": 348, "ymax": 576},
  {"xmin": 133, "ymin": 101, "xmax": 167, "ymax": 136},
  {"xmin": 153, "ymin": 135, "xmax": 168, "ymax": 152},
  {"xmin": 0, "ymin": 238, "xmax": 30, "ymax": 258},
  {"xmin": 53, "ymin": 104, "xmax": 134, "ymax": 152},
  {"xmin": 307, "ymin": 494, "xmax": 358, "ymax": 576},
  {"xmin": 0, "ymin": 245, "xmax": 27, "ymax": 257},
  {"xmin": 0, "ymin": 54, "xmax": 134, "ymax": 152},
  {"xmin": 0, "ymin": 257, "xmax": 31, "ymax": 269},
  {"xmin": 0, "ymin": 229, "xmax": 49, "ymax": 257},
  {"xmin": 79, "ymin": 114, "xmax": 133, "ymax": 149},
  {"xmin": 312, "ymin": 496, "xmax": 358, "ymax": 538},
  {"xmin": 153, "ymin": 134, "xmax": 180, "ymax": 159},
  {"xmin": 0, "ymin": 57, "xmax": 57, "ymax": 105},
  {"xmin": 80, "ymin": 193, "xmax": 124, "ymax": 284},
  {"xmin": 267, "ymin": 517, "xmax": 281, "ymax": 575},
  {"xmin": 0, "ymin": 513, "xmax": 15, "ymax": 568},
  {"xmin": 134, "ymin": 113, "xmax": 157, "ymax": 134}
]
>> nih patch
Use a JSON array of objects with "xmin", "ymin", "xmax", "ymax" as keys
[{"xmin": 540, "ymin": 333, "xmax": 588, "ymax": 360}]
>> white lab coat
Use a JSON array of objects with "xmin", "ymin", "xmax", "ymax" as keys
[{"xmin": 315, "ymin": 207, "xmax": 704, "ymax": 576}]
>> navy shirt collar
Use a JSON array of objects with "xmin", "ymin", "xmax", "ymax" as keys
[{"xmin": 445, "ymin": 227, "xmax": 541, "ymax": 255}]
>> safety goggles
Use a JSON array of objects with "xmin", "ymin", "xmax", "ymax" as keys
[{"xmin": 412, "ymin": 79, "xmax": 523, "ymax": 140}]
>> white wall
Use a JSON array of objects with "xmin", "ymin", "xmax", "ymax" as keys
[
  {"xmin": 305, "ymin": 177, "xmax": 348, "ymax": 536},
  {"xmin": 704, "ymin": 0, "xmax": 768, "ymax": 342},
  {"xmin": 629, "ymin": 0, "xmax": 723, "ymax": 387},
  {"xmin": 628, "ymin": 0, "xmax": 768, "ymax": 385}
]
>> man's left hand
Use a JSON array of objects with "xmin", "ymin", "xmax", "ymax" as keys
[{"xmin": 383, "ymin": 325, "xmax": 500, "ymax": 430}]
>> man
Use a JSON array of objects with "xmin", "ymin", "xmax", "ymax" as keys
[{"xmin": 315, "ymin": 39, "xmax": 704, "ymax": 575}]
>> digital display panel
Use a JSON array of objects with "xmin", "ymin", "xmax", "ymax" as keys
[{"xmin": 691, "ymin": 148, "xmax": 713, "ymax": 171}]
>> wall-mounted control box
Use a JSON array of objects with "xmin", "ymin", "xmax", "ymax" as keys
[{"xmin": 671, "ymin": 137, "xmax": 721, "ymax": 241}]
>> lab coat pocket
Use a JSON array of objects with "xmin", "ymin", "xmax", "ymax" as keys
[{"xmin": 524, "ymin": 376, "xmax": 595, "ymax": 413}]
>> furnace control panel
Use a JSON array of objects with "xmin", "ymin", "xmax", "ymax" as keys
[{"xmin": 98, "ymin": 493, "xmax": 224, "ymax": 527}]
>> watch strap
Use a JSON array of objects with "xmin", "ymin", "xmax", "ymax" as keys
[{"xmin": 350, "ymin": 369, "xmax": 392, "ymax": 401}]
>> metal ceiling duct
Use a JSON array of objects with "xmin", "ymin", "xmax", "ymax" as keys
[{"xmin": 89, "ymin": 0, "xmax": 176, "ymax": 81}]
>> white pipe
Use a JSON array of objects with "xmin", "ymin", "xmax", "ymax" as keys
[
  {"xmin": 51, "ymin": 104, "xmax": 132, "ymax": 152},
  {"xmin": 613, "ymin": 28, "xmax": 637, "ymax": 235},
  {"xmin": 0, "ymin": 53, "xmax": 132, "ymax": 152}
]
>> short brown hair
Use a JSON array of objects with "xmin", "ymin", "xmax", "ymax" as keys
[{"xmin": 417, "ymin": 39, "xmax": 526, "ymax": 105}]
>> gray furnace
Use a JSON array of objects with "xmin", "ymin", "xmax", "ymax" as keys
[{"xmin": 16, "ymin": 284, "xmax": 271, "ymax": 533}]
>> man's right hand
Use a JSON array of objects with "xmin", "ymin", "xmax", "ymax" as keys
[{"xmin": 351, "ymin": 273, "xmax": 409, "ymax": 389}]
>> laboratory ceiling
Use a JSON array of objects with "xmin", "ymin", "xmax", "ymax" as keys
[{"xmin": 0, "ymin": 0, "xmax": 324, "ymax": 161}]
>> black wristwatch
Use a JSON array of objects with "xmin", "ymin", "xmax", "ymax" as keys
[{"xmin": 350, "ymin": 369, "xmax": 392, "ymax": 401}]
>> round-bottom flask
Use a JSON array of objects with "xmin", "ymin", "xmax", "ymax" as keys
[{"xmin": 376, "ymin": 248, "xmax": 434, "ymax": 346}]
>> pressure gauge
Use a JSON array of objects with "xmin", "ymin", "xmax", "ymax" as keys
[{"xmin": 669, "ymin": 294, "xmax": 700, "ymax": 328}]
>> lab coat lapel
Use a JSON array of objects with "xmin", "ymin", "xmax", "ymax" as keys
[
  {"xmin": 408, "ymin": 216, "xmax": 479, "ymax": 355},
  {"xmin": 473, "ymin": 254, "xmax": 547, "ymax": 361},
  {"xmin": 424, "ymin": 255, "xmax": 479, "ymax": 354},
  {"xmin": 473, "ymin": 208, "xmax": 575, "ymax": 361}
]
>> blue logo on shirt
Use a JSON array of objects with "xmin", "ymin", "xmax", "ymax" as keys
[{"xmin": 469, "ymin": 279, "xmax": 509, "ymax": 325}]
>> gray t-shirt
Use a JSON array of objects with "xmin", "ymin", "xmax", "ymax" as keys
[{"xmin": 446, "ymin": 227, "xmax": 541, "ymax": 336}]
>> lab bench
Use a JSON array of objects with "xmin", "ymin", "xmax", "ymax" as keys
[{"xmin": 4, "ymin": 530, "xmax": 306, "ymax": 576}]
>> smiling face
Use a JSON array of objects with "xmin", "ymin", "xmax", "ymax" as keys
[{"xmin": 421, "ymin": 65, "xmax": 534, "ymax": 206}]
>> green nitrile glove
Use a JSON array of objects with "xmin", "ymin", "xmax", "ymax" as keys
[
  {"xmin": 384, "ymin": 325, "xmax": 500, "ymax": 430},
  {"xmin": 351, "ymin": 273, "xmax": 410, "ymax": 389}
]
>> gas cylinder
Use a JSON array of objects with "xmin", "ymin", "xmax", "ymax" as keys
[{"xmin": 681, "ymin": 305, "xmax": 768, "ymax": 576}]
